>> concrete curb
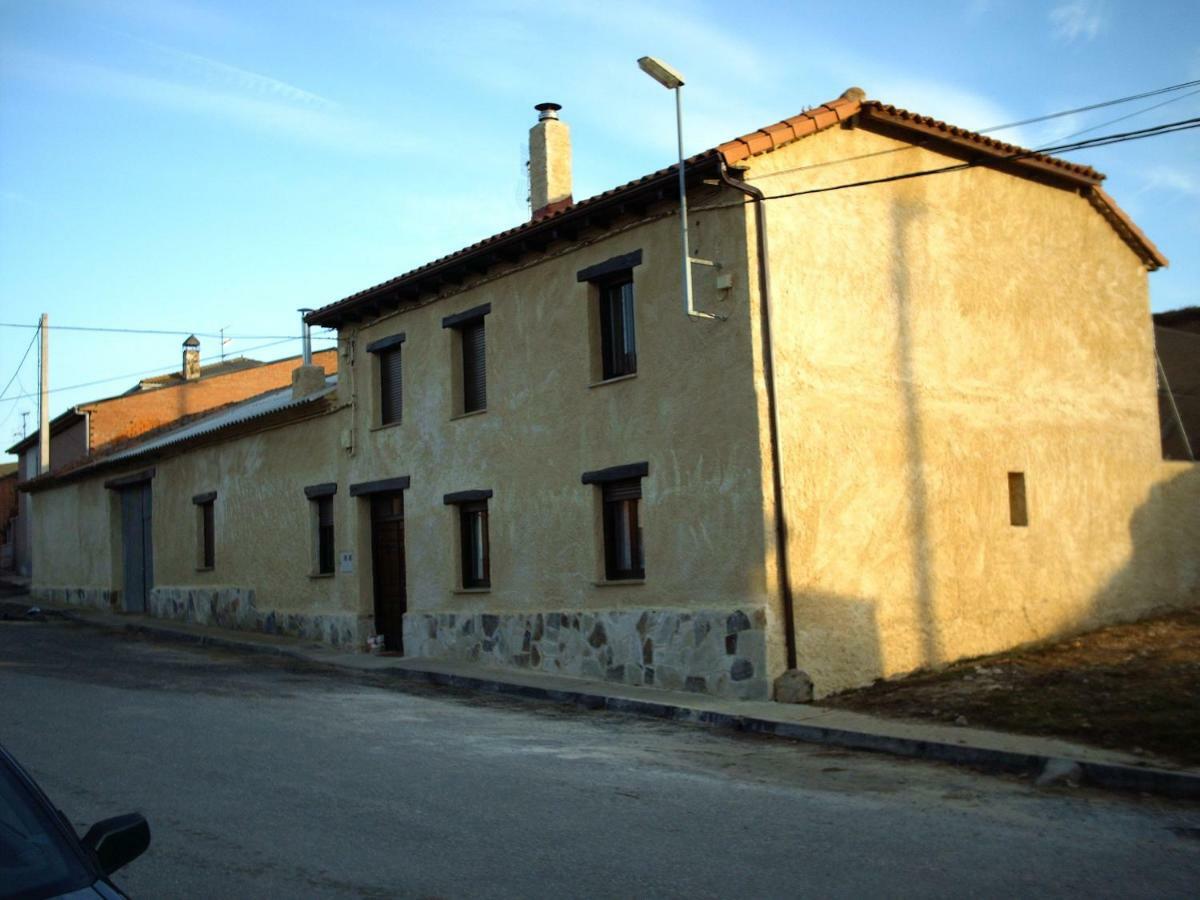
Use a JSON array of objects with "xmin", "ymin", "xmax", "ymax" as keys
[{"xmin": 46, "ymin": 607, "xmax": 1200, "ymax": 802}]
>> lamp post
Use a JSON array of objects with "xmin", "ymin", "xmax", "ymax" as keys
[{"xmin": 637, "ymin": 56, "xmax": 721, "ymax": 322}]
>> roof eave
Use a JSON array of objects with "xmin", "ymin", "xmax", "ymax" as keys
[{"xmin": 306, "ymin": 154, "xmax": 724, "ymax": 330}]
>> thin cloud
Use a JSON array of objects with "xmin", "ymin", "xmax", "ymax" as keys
[
  {"xmin": 125, "ymin": 35, "xmax": 337, "ymax": 110},
  {"xmin": 1049, "ymin": 1, "xmax": 1107, "ymax": 43},
  {"xmin": 3, "ymin": 48, "xmax": 413, "ymax": 157},
  {"xmin": 1141, "ymin": 166, "xmax": 1200, "ymax": 199},
  {"xmin": 58, "ymin": 0, "xmax": 241, "ymax": 39}
]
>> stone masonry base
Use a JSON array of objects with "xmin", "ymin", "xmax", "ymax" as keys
[
  {"xmin": 32, "ymin": 584, "xmax": 363, "ymax": 648},
  {"xmin": 403, "ymin": 607, "xmax": 770, "ymax": 700},
  {"xmin": 148, "ymin": 586, "xmax": 363, "ymax": 647},
  {"xmin": 32, "ymin": 586, "xmax": 116, "ymax": 612}
]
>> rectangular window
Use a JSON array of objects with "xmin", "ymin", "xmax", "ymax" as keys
[
  {"xmin": 602, "ymin": 479, "xmax": 643, "ymax": 580},
  {"xmin": 366, "ymin": 333, "xmax": 406, "ymax": 426},
  {"xmin": 442, "ymin": 305, "xmax": 490, "ymax": 416},
  {"xmin": 445, "ymin": 490, "xmax": 492, "ymax": 588},
  {"xmin": 459, "ymin": 500, "xmax": 490, "ymax": 588},
  {"xmin": 1008, "ymin": 472, "xmax": 1028, "ymax": 527},
  {"xmin": 316, "ymin": 495, "xmax": 335, "ymax": 574},
  {"xmin": 202, "ymin": 502, "xmax": 214, "ymax": 568},
  {"xmin": 379, "ymin": 346, "xmax": 403, "ymax": 425},
  {"xmin": 599, "ymin": 276, "xmax": 637, "ymax": 380},
  {"xmin": 193, "ymin": 491, "xmax": 216, "ymax": 569},
  {"xmin": 460, "ymin": 319, "xmax": 486, "ymax": 413}
]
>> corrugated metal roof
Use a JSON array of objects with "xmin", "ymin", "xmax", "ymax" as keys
[{"xmin": 98, "ymin": 376, "xmax": 337, "ymax": 465}]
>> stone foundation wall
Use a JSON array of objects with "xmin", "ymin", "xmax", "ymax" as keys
[
  {"xmin": 147, "ymin": 585, "xmax": 363, "ymax": 648},
  {"xmin": 403, "ymin": 606, "xmax": 770, "ymax": 700},
  {"xmin": 32, "ymin": 586, "xmax": 116, "ymax": 611}
]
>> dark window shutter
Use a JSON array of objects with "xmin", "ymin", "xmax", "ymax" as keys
[
  {"xmin": 317, "ymin": 496, "xmax": 335, "ymax": 574},
  {"xmin": 601, "ymin": 478, "xmax": 643, "ymax": 580},
  {"xmin": 202, "ymin": 502, "xmax": 215, "ymax": 568},
  {"xmin": 379, "ymin": 347, "xmax": 403, "ymax": 424},
  {"xmin": 462, "ymin": 320, "xmax": 486, "ymax": 412}
]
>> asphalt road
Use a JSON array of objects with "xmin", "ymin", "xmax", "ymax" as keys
[{"xmin": 1, "ymin": 609, "xmax": 1198, "ymax": 899}]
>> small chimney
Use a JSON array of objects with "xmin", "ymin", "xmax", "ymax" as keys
[
  {"xmin": 529, "ymin": 102, "xmax": 572, "ymax": 220},
  {"xmin": 182, "ymin": 334, "xmax": 201, "ymax": 381}
]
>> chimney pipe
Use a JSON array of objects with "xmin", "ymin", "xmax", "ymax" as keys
[
  {"xmin": 299, "ymin": 309, "xmax": 313, "ymax": 365},
  {"xmin": 182, "ymin": 334, "xmax": 201, "ymax": 381},
  {"xmin": 529, "ymin": 102, "xmax": 572, "ymax": 220}
]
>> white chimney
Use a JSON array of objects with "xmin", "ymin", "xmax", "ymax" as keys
[
  {"xmin": 182, "ymin": 334, "xmax": 201, "ymax": 381},
  {"xmin": 529, "ymin": 102, "xmax": 572, "ymax": 220}
]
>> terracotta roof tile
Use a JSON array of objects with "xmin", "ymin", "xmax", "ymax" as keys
[
  {"xmin": 858, "ymin": 101, "xmax": 1104, "ymax": 183},
  {"xmin": 308, "ymin": 89, "xmax": 1163, "ymax": 324},
  {"xmin": 1087, "ymin": 187, "xmax": 1168, "ymax": 270}
]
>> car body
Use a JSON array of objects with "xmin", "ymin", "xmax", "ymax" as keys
[{"xmin": 0, "ymin": 743, "xmax": 150, "ymax": 900}]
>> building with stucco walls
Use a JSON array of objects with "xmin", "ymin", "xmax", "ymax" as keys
[
  {"xmin": 6, "ymin": 338, "xmax": 336, "ymax": 576},
  {"xmin": 22, "ymin": 89, "xmax": 1200, "ymax": 700}
]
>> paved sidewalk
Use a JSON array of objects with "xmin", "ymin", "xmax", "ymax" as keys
[{"xmin": 6, "ymin": 584, "xmax": 1199, "ymax": 800}]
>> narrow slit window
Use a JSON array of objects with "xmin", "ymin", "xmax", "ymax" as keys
[
  {"xmin": 1008, "ymin": 472, "xmax": 1028, "ymax": 527},
  {"xmin": 316, "ymin": 495, "xmax": 335, "ymax": 574},
  {"xmin": 195, "ymin": 497, "xmax": 215, "ymax": 569}
]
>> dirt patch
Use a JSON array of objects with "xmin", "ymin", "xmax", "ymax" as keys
[{"xmin": 819, "ymin": 608, "xmax": 1200, "ymax": 767}]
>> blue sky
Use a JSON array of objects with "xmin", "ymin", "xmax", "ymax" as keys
[{"xmin": 2, "ymin": 0, "xmax": 1198, "ymax": 459}]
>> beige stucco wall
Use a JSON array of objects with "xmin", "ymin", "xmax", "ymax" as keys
[
  {"xmin": 739, "ymin": 123, "xmax": 1197, "ymax": 695},
  {"xmin": 31, "ymin": 477, "xmax": 117, "ymax": 590},
  {"xmin": 147, "ymin": 409, "xmax": 349, "ymax": 615},
  {"xmin": 342, "ymin": 199, "xmax": 775, "ymax": 686},
  {"xmin": 31, "ymin": 405, "xmax": 356, "ymax": 633}
]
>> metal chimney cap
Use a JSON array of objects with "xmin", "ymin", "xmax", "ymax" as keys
[
  {"xmin": 182, "ymin": 334, "xmax": 200, "ymax": 347},
  {"xmin": 535, "ymin": 102, "xmax": 562, "ymax": 121}
]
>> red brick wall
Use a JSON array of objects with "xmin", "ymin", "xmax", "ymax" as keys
[{"xmin": 83, "ymin": 349, "xmax": 338, "ymax": 453}]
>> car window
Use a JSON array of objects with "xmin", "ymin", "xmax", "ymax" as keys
[{"xmin": 0, "ymin": 759, "xmax": 95, "ymax": 899}]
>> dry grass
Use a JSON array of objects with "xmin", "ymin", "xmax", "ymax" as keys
[{"xmin": 819, "ymin": 608, "xmax": 1200, "ymax": 767}]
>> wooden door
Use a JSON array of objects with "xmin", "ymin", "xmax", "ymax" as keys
[
  {"xmin": 120, "ymin": 483, "xmax": 153, "ymax": 613},
  {"xmin": 370, "ymin": 493, "xmax": 407, "ymax": 652}
]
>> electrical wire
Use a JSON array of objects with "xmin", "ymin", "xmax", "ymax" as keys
[
  {"xmin": 0, "ymin": 322, "xmax": 337, "ymax": 340},
  {"xmin": 977, "ymin": 78, "xmax": 1200, "ymax": 134},
  {"xmin": 0, "ymin": 336, "xmax": 315, "ymax": 403},
  {"xmin": 0, "ymin": 322, "xmax": 40, "ymax": 403},
  {"xmin": 749, "ymin": 82, "xmax": 1200, "ymax": 182},
  {"xmin": 695, "ymin": 116, "xmax": 1200, "ymax": 211},
  {"xmin": 1050, "ymin": 87, "xmax": 1200, "ymax": 143}
]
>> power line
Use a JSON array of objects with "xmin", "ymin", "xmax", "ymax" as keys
[
  {"xmin": 1051, "ymin": 87, "xmax": 1200, "ymax": 143},
  {"xmin": 0, "ymin": 336, "xmax": 310, "ymax": 404},
  {"xmin": 0, "ymin": 322, "xmax": 336, "ymax": 340},
  {"xmin": 750, "ymin": 78, "xmax": 1200, "ymax": 183},
  {"xmin": 0, "ymin": 322, "xmax": 40, "ymax": 403},
  {"xmin": 978, "ymin": 78, "xmax": 1200, "ymax": 134},
  {"xmin": 696, "ymin": 115, "xmax": 1200, "ymax": 211}
]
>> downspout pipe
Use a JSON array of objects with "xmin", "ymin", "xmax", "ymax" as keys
[{"xmin": 718, "ymin": 162, "xmax": 798, "ymax": 673}]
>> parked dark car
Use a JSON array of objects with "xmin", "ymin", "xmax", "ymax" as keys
[{"xmin": 0, "ymin": 743, "xmax": 149, "ymax": 899}]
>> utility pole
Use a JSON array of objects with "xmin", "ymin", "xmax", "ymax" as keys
[{"xmin": 38, "ymin": 313, "xmax": 49, "ymax": 475}]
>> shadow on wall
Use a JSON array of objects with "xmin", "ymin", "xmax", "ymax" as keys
[
  {"xmin": 1088, "ymin": 464, "xmax": 1200, "ymax": 623},
  {"xmin": 891, "ymin": 198, "xmax": 940, "ymax": 670},
  {"xmin": 790, "ymin": 591, "xmax": 884, "ymax": 699}
]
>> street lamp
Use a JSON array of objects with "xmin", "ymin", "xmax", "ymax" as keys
[{"xmin": 637, "ymin": 56, "xmax": 722, "ymax": 322}]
